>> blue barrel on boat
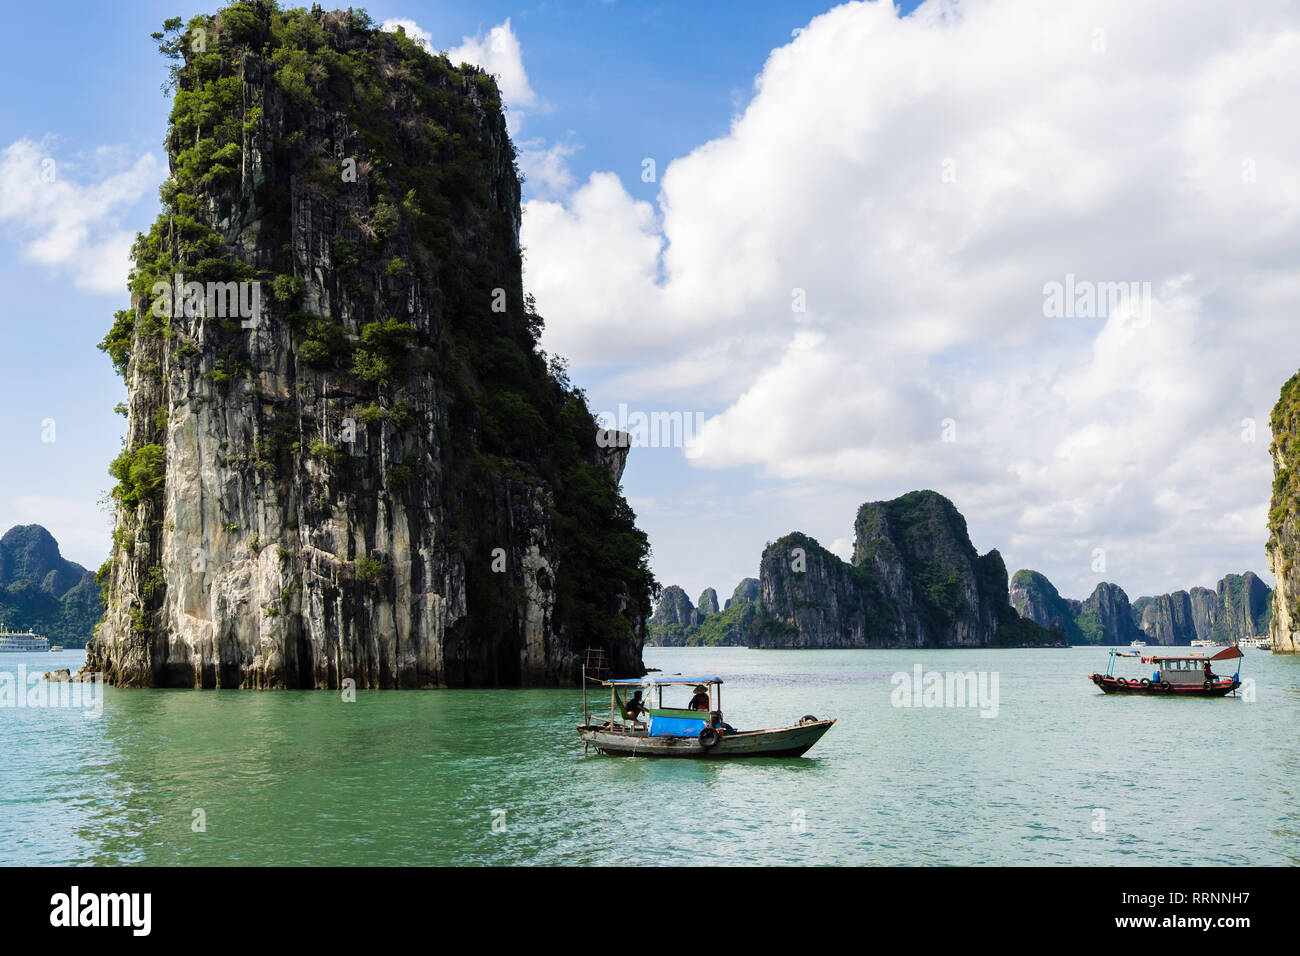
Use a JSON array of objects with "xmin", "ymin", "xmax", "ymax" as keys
[{"xmin": 647, "ymin": 709, "xmax": 708, "ymax": 737}]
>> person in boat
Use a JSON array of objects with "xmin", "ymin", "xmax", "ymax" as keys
[
  {"xmin": 688, "ymin": 685, "xmax": 711, "ymax": 711},
  {"xmin": 625, "ymin": 690, "xmax": 648, "ymax": 722},
  {"xmin": 1203, "ymin": 660, "xmax": 1218, "ymax": 683}
]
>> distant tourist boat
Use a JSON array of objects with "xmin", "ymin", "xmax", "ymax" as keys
[
  {"xmin": 0, "ymin": 623, "xmax": 50, "ymax": 653},
  {"xmin": 1237, "ymin": 635, "xmax": 1271, "ymax": 650},
  {"xmin": 1190, "ymin": 639, "xmax": 1222, "ymax": 648},
  {"xmin": 1129, "ymin": 639, "xmax": 1147, "ymax": 648},
  {"xmin": 1088, "ymin": 646, "xmax": 1243, "ymax": 697},
  {"xmin": 577, "ymin": 676, "xmax": 835, "ymax": 758}
]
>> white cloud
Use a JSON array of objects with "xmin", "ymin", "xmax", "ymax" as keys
[
  {"xmin": 0, "ymin": 139, "xmax": 159, "ymax": 294},
  {"xmin": 447, "ymin": 18, "xmax": 538, "ymax": 112},
  {"xmin": 516, "ymin": 138, "xmax": 581, "ymax": 199},
  {"xmin": 522, "ymin": 0, "xmax": 1300, "ymax": 598},
  {"xmin": 380, "ymin": 18, "xmax": 432, "ymax": 51}
]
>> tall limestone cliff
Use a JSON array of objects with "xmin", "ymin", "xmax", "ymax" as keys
[
  {"xmin": 1268, "ymin": 371, "xmax": 1300, "ymax": 653},
  {"xmin": 85, "ymin": 4, "xmax": 654, "ymax": 687},
  {"xmin": 754, "ymin": 491, "xmax": 1048, "ymax": 647}
]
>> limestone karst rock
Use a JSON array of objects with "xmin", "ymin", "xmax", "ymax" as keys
[
  {"xmin": 1012, "ymin": 570, "xmax": 1271, "ymax": 646},
  {"xmin": 86, "ymin": 5, "xmax": 654, "ymax": 687},
  {"xmin": 1267, "ymin": 371, "xmax": 1300, "ymax": 653},
  {"xmin": 755, "ymin": 491, "xmax": 1047, "ymax": 647}
]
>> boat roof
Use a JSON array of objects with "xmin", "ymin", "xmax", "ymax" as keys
[{"xmin": 602, "ymin": 677, "xmax": 723, "ymax": 686}]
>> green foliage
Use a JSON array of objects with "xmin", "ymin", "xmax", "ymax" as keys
[
  {"xmin": 98, "ymin": 310, "xmax": 135, "ymax": 378},
  {"xmin": 273, "ymin": 273, "xmax": 306, "ymax": 303},
  {"xmin": 390, "ymin": 400, "xmax": 416, "ymax": 430},
  {"xmin": 308, "ymin": 439, "xmax": 343, "ymax": 466},
  {"xmin": 355, "ymin": 555, "xmax": 388, "ymax": 583},
  {"xmin": 109, "ymin": 444, "xmax": 166, "ymax": 510},
  {"xmin": 352, "ymin": 319, "xmax": 415, "ymax": 385},
  {"xmin": 386, "ymin": 454, "xmax": 418, "ymax": 494}
]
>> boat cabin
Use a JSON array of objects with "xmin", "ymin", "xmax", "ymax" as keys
[
  {"xmin": 585, "ymin": 677, "xmax": 724, "ymax": 737},
  {"xmin": 1151, "ymin": 655, "xmax": 1217, "ymax": 685}
]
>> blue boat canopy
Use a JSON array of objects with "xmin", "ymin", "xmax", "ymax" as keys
[{"xmin": 602, "ymin": 677, "xmax": 723, "ymax": 686}]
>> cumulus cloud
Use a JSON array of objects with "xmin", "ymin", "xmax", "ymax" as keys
[
  {"xmin": 522, "ymin": 0, "xmax": 1300, "ymax": 598},
  {"xmin": 447, "ymin": 19, "xmax": 538, "ymax": 113},
  {"xmin": 380, "ymin": 18, "xmax": 432, "ymax": 50},
  {"xmin": 516, "ymin": 138, "xmax": 581, "ymax": 199},
  {"xmin": 0, "ymin": 139, "xmax": 160, "ymax": 294}
]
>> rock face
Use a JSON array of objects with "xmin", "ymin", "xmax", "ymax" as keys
[
  {"xmin": 696, "ymin": 588, "xmax": 720, "ymax": 617},
  {"xmin": 1217, "ymin": 573, "xmax": 1272, "ymax": 642},
  {"xmin": 1268, "ymin": 371, "xmax": 1300, "ymax": 653},
  {"xmin": 755, "ymin": 491, "xmax": 1048, "ymax": 647},
  {"xmin": 85, "ymin": 7, "xmax": 653, "ymax": 687},
  {"xmin": 1077, "ymin": 582, "xmax": 1143, "ymax": 645},
  {"xmin": 1009, "ymin": 570, "xmax": 1083, "ymax": 644},
  {"xmin": 1131, "ymin": 592, "xmax": 1197, "ymax": 645},
  {"xmin": 725, "ymin": 578, "xmax": 759, "ymax": 610},
  {"xmin": 648, "ymin": 586, "xmax": 698, "ymax": 642},
  {"xmin": 0, "ymin": 525, "xmax": 103, "ymax": 647},
  {"xmin": 1013, "ymin": 568, "xmax": 1271, "ymax": 645}
]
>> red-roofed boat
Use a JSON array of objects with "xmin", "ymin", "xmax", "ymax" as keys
[{"xmin": 1088, "ymin": 645, "xmax": 1243, "ymax": 697}]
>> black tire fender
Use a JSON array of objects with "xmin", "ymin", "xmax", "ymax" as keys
[{"xmin": 698, "ymin": 727, "xmax": 719, "ymax": 748}]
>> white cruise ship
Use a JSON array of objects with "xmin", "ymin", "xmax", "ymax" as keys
[{"xmin": 0, "ymin": 623, "xmax": 50, "ymax": 652}]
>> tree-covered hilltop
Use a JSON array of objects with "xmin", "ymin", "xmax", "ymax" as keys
[
  {"xmin": 89, "ymin": 2, "xmax": 655, "ymax": 688},
  {"xmin": 0, "ymin": 526, "xmax": 103, "ymax": 647}
]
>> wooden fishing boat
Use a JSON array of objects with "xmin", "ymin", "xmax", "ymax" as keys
[
  {"xmin": 577, "ymin": 676, "xmax": 834, "ymax": 758},
  {"xmin": 1088, "ymin": 645, "xmax": 1243, "ymax": 697}
]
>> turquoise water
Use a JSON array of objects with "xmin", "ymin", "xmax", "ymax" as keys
[{"xmin": 1, "ymin": 646, "xmax": 1296, "ymax": 865}]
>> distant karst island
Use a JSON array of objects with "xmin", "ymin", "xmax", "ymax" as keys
[
  {"xmin": 650, "ymin": 490, "xmax": 1052, "ymax": 648},
  {"xmin": 0, "ymin": 525, "xmax": 103, "ymax": 648}
]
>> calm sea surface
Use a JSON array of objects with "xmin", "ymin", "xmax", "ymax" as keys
[{"xmin": 1, "ymin": 646, "xmax": 1296, "ymax": 866}]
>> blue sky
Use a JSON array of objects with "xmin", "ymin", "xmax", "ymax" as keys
[{"xmin": 0, "ymin": 0, "xmax": 1294, "ymax": 611}]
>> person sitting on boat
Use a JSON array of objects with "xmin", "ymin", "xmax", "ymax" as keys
[
  {"xmin": 625, "ymin": 690, "xmax": 648, "ymax": 722},
  {"xmin": 1203, "ymin": 661, "xmax": 1218, "ymax": 683},
  {"xmin": 688, "ymin": 685, "xmax": 711, "ymax": 711}
]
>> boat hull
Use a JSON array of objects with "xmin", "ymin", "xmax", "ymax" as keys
[
  {"xmin": 578, "ymin": 718, "xmax": 835, "ymax": 758},
  {"xmin": 1089, "ymin": 674, "xmax": 1240, "ymax": 697}
]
